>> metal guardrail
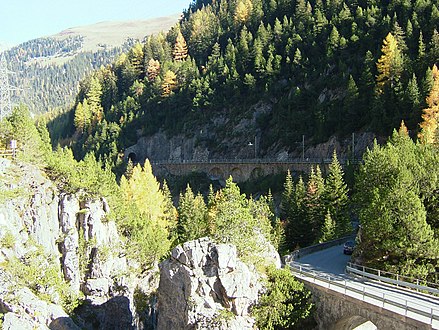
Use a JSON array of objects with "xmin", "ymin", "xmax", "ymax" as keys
[
  {"xmin": 0, "ymin": 149, "xmax": 14, "ymax": 158},
  {"xmin": 347, "ymin": 263, "xmax": 439, "ymax": 296},
  {"xmin": 288, "ymin": 262, "xmax": 439, "ymax": 327},
  {"xmin": 284, "ymin": 235, "xmax": 355, "ymax": 262}
]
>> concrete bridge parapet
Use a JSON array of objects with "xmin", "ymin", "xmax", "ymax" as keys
[
  {"xmin": 151, "ymin": 159, "xmax": 338, "ymax": 182},
  {"xmin": 308, "ymin": 282, "xmax": 432, "ymax": 330}
]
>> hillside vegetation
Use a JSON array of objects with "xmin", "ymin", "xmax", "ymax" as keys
[
  {"xmin": 46, "ymin": 0, "xmax": 439, "ymax": 171},
  {"xmin": 43, "ymin": 0, "xmax": 439, "ymax": 283},
  {"xmin": 3, "ymin": 16, "xmax": 179, "ymax": 114}
]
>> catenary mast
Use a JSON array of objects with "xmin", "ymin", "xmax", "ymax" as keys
[{"xmin": 0, "ymin": 53, "xmax": 13, "ymax": 120}]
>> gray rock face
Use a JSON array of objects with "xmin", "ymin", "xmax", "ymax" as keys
[
  {"xmin": 157, "ymin": 238, "xmax": 263, "ymax": 330},
  {"xmin": 0, "ymin": 287, "xmax": 78, "ymax": 330},
  {"xmin": 0, "ymin": 160, "xmax": 153, "ymax": 329},
  {"xmin": 59, "ymin": 193, "xmax": 81, "ymax": 293}
]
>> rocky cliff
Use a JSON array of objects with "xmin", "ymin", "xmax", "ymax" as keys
[
  {"xmin": 0, "ymin": 158, "xmax": 156, "ymax": 329},
  {"xmin": 157, "ymin": 238, "xmax": 281, "ymax": 330},
  {"xmin": 124, "ymin": 102, "xmax": 376, "ymax": 164}
]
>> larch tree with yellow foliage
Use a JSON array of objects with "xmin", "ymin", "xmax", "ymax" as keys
[
  {"xmin": 173, "ymin": 30, "xmax": 188, "ymax": 61},
  {"xmin": 419, "ymin": 64, "xmax": 439, "ymax": 145},
  {"xmin": 376, "ymin": 32, "xmax": 403, "ymax": 94},
  {"xmin": 118, "ymin": 160, "xmax": 176, "ymax": 268},
  {"xmin": 161, "ymin": 70, "xmax": 177, "ymax": 97}
]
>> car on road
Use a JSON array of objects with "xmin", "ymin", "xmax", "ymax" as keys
[{"xmin": 343, "ymin": 240, "xmax": 355, "ymax": 255}]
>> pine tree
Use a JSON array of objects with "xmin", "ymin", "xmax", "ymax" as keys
[
  {"xmin": 128, "ymin": 43, "xmax": 144, "ymax": 77},
  {"xmin": 306, "ymin": 166, "xmax": 325, "ymax": 243},
  {"xmin": 281, "ymin": 170, "xmax": 294, "ymax": 220},
  {"xmin": 87, "ymin": 77, "xmax": 104, "ymax": 125},
  {"xmin": 428, "ymin": 29, "xmax": 439, "ymax": 64},
  {"xmin": 355, "ymin": 130, "xmax": 439, "ymax": 278},
  {"xmin": 327, "ymin": 26, "xmax": 340, "ymax": 57},
  {"xmin": 162, "ymin": 180, "xmax": 178, "ymax": 244},
  {"xmin": 234, "ymin": 0, "xmax": 253, "ymax": 25},
  {"xmin": 74, "ymin": 99, "xmax": 92, "ymax": 133},
  {"xmin": 207, "ymin": 177, "xmax": 273, "ymax": 263},
  {"xmin": 324, "ymin": 150, "xmax": 350, "ymax": 238},
  {"xmin": 288, "ymin": 176, "xmax": 310, "ymax": 249},
  {"xmin": 177, "ymin": 184, "xmax": 208, "ymax": 243},
  {"xmin": 417, "ymin": 31, "xmax": 425, "ymax": 68},
  {"xmin": 320, "ymin": 210, "xmax": 335, "ymax": 242}
]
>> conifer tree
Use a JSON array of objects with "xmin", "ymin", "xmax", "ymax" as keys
[
  {"xmin": 280, "ymin": 170, "xmax": 294, "ymax": 220},
  {"xmin": 324, "ymin": 150, "xmax": 350, "ymax": 238},
  {"xmin": 161, "ymin": 70, "xmax": 177, "ymax": 97},
  {"xmin": 376, "ymin": 32, "xmax": 403, "ymax": 94},
  {"xmin": 128, "ymin": 43, "xmax": 145, "ymax": 77},
  {"xmin": 234, "ymin": 0, "xmax": 253, "ymax": 25},
  {"xmin": 320, "ymin": 210, "xmax": 335, "ymax": 242},
  {"xmin": 87, "ymin": 77, "xmax": 104, "ymax": 125},
  {"xmin": 74, "ymin": 99, "xmax": 92, "ymax": 133},
  {"xmin": 146, "ymin": 59, "xmax": 161, "ymax": 82},
  {"xmin": 428, "ymin": 30, "xmax": 439, "ymax": 65},
  {"xmin": 118, "ymin": 160, "xmax": 172, "ymax": 267},
  {"xmin": 355, "ymin": 128, "xmax": 439, "ymax": 278},
  {"xmin": 177, "ymin": 184, "xmax": 208, "ymax": 243},
  {"xmin": 207, "ymin": 177, "xmax": 273, "ymax": 264},
  {"xmin": 417, "ymin": 31, "xmax": 425, "ymax": 67},
  {"xmin": 306, "ymin": 166, "xmax": 325, "ymax": 243},
  {"xmin": 173, "ymin": 30, "xmax": 188, "ymax": 61},
  {"xmin": 419, "ymin": 64, "xmax": 439, "ymax": 145}
]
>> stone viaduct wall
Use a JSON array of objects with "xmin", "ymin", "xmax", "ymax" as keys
[
  {"xmin": 307, "ymin": 282, "xmax": 432, "ymax": 330},
  {"xmin": 151, "ymin": 160, "xmax": 334, "ymax": 182}
]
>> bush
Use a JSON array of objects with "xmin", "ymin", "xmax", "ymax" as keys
[
  {"xmin": 252, "ymin": 266, "xmax": 314, "ymax": 330},
  {"xmin": 2, "ymin": 241, "xmax": 82, "ymax": 314}
]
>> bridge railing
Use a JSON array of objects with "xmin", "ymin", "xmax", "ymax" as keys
[
  {"xmin": 288, "ymin": 261, "xmax": 439, "ymax": 327},
  {"xmin": 151, "ymin": 158, "xmax": 363, "ymax": 165},
  {"xmin": 346, "ymin": 263, "xmax": 439, "ymax": 296}
]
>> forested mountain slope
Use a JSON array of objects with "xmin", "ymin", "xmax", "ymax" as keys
[
  {"xmin": 50, "ymin": 0, "xmax": 439, "ymax": 171},
  {"xmin": 3, "ymin": 16, "xmax": 179, "ymax": 114}
]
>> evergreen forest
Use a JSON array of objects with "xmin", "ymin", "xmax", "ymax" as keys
[
  {"xmin": 18, "ymin": 0, "xmax": 439, "ymax": 286},
  {"xmin": 45, "ymin": 0, "xmax": 439, "ymax": 170},
  {"xmin": 4, "ymin": 36, "xmax": 137, "ymax": 113},
  {"xmin": 0, "ymin": 0, "xmax": 439, "ymax": 327}
]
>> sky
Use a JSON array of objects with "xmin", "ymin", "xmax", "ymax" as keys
[{"xmin": 0, "ymin": 0, "xmax": 190, "ymax": 46}]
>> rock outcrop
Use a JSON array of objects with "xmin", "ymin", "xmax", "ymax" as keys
[
  {"xmin": 157, "ymin": 237, "xmax": 277, "ymax": 330},
  {"xmin": 0, "ymin": 159, "xmax": 156, "ymax": 329}
]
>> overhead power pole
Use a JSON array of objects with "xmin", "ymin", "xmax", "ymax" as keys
[{"xmin": 0, "ymin": 53, "xmax": 13, "ymax": 120}]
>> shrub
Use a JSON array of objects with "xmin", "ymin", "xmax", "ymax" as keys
[{"xmin": 252, "ymin": 265, "xmax": 314, "ymax": 330}]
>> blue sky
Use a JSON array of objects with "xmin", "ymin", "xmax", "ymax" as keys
[{"xmin": 0, "ymin": 0, "xmax": 190, "ymax": 46}]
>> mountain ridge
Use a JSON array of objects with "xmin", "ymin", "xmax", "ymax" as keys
[
  {"xmin": 4, "ymin": 15, "xmax": 180, "ymax": 113},
  {"xmin": 54, "ymin": 15, "xmax": 181, "ymax": 52}
]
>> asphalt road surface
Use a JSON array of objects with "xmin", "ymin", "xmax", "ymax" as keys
[
  {"xmin": 295, "ymin": 243, "xmax": 352, "ymax": 276},
  {"xmin": 292, "ymin": 242, "xmax": 439, "ymax": 327}
]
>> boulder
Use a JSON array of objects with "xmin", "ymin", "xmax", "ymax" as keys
[
  {"xmin": 2, "ymin": 312, "xmax": 44, "ymax": 330},
  {"xmin": 157, "ymin": 238, "xmax": 269, "ymax": 330}
]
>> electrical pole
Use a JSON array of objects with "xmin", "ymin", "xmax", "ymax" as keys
[
  {"xmin": 352, "ymin": 132, "xmax": 355, "ymax": 160},
  {"xmin": 0, "ymin": 53, "xmax": 13, "ymax": 120},
  {"xmin": 302, "ymin": 135, "xmax": 305, "ymax": 161}
]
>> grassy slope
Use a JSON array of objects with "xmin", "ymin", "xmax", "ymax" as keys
[{"xmin": 55, "ymin": 14, "xmax": 181, "ymax": 52}]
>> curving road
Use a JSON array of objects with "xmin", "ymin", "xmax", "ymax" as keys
[
  {"xmin": 290, "ymin": 243, "xmax": 439, "ymax": 328},
  {"xmin": 295, "ymin": 243, "xmax": 352, "ymax": 275}
]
